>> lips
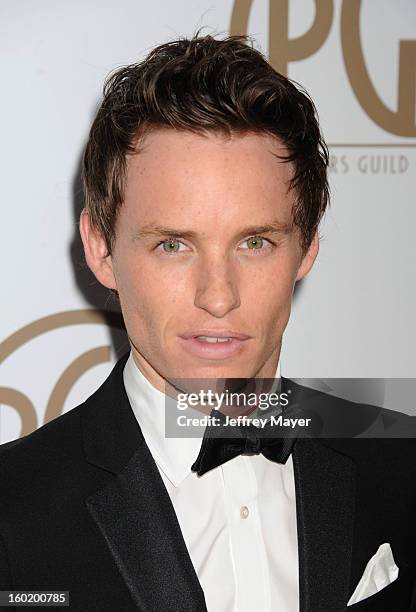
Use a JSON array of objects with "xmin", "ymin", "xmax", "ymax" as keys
[
  {"xmin": 180, "ymin": 330, "xmax": 251, "ymax": 341},
  {"xmin": 194, "ymin": 336, "xmax": 233, "ymax": 343},
  {"xmin": 178, "ymin": 330, "xmax": 251, "ymax": 360}
]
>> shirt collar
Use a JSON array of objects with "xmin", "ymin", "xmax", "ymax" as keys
[
  {"xmin": 123, "ymin": 351, "xmax": 281, "ymax": 487},
  {"xmin": 123, "ymin": 352, "xmax": 201, "ymax": 487}
]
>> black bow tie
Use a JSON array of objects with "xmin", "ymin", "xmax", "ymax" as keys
[{"xmin": 191, "ymin": 408, "xmax": 297, "ymax": 476}]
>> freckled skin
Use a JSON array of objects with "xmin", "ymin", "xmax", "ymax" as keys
[{"xmin": 80, "ymin": 129, "xmax": 319, "ymax": 392}]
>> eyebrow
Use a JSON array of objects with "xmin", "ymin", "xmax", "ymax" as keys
[{"xmin": 132, "ymin": 221, "xmax": 293, "ymax": 242}]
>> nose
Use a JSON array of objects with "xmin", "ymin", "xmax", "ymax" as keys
[{"xmin": 194, "ymin": 256, "xmax": 241, "ymax": 318}]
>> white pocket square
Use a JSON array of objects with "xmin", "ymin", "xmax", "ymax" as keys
[{"xmin": 347, "ymin": 542, "xmax": 399, "ymax": 606}]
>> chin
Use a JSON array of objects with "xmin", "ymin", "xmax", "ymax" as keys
[{"xmin": 177, "ymin": 362, "xmax": 255, "ymax": 380}]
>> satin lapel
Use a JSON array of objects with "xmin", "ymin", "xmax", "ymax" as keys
[
  {"xmin": 82, "ymin": 354, "xmax": 207, "ymax": 612},
  {"xmin": 292, "ymin": 438, "xmax": 356, "ymax": 612},
  {"xmin": 85, "ymin": 437, "xmax": 207, "ymax": 612}
]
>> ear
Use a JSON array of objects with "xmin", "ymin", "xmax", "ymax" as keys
[
  {"xmin": 295, "ymin": 232, "xmax": 319, "ymax": 281},
  {"xmin": 79, "ymin": 209, "xmax": 117, "ymax": 290}
]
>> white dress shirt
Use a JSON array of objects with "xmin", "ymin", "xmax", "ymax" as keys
[{"xmin": 123, "ymin": 352, "xmax": 299, "ymax": 612}]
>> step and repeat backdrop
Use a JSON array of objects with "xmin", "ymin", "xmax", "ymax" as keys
[{"xmin": 1, "ymin": 0, "xmax": 415, "ymax": 443}]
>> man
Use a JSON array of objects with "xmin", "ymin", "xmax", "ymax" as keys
[{"xmin": 0, "ymin": 32, "xmax": 415, "ymax": 611}]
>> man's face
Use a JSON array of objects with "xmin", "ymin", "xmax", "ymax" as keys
[{"xmin": 81, "ymin": 128, "xmax": 318, "ymax": 390}]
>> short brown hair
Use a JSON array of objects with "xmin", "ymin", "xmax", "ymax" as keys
[{"xmin": 82, "ymin": 31, "xmax": 329, "ymax": 255}]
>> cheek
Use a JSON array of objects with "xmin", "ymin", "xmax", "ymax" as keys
[
  {"xmin": 249, "ymin": 285, "xmax": 293, "ymax": 333},
  {"xmin": 113, "ymin": 253, "xmax": 189, "ymax": 333},
  {"xmin": 241, "ymin": 258, "xmax": 297, "ymax": 316}
]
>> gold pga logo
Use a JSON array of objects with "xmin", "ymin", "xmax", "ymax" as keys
[
  {"xmin": 230, "ymin": 0, "xmax": 416, "ymax": 137},
  {"xmin": 0, "ymin": 310, "xmax": 125, "ymax": 438}
]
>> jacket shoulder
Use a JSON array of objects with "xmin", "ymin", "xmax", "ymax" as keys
[
  {"xmin": 0, "ymin": 353, "xmax": 130, "ymax": 503},
  {"xmin": 0, "ymin": 352, "xmax": 130, "ymax": 476},
  {"xmin": 0, "ymin": 400, "xmax": 86, "ymax": 482},
  {"xmin": 286, "ymin": 378, "xmax": 416, "ymax": 463}
]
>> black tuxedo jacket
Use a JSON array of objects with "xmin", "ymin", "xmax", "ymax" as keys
[{"xmin": 1, "ymin": 353, "xmax": 416, "ymax": 611}]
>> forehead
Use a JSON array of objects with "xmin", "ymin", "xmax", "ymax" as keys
[{"xmin": 122, "ymin": 128, "xmax": 295, "ymax": 226}]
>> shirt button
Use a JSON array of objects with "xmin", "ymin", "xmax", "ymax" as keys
[{"xmin": 240, "ymin": 505, "xmax": 249, "ymax": 519}]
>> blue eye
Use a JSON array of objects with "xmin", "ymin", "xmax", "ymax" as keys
[{"xmin": 157, "ymin": 238, "xmax": 185, "ymax": 253}]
